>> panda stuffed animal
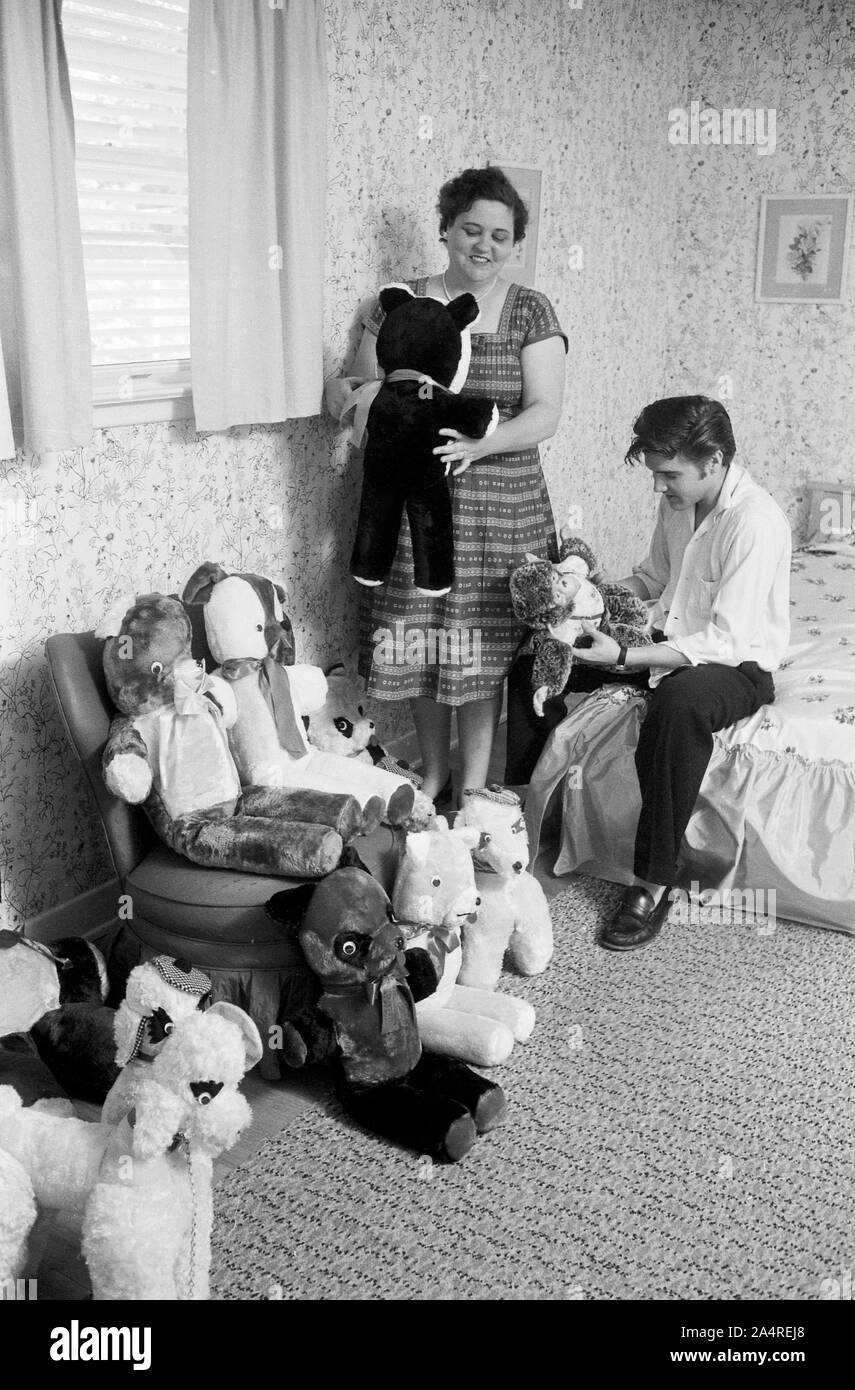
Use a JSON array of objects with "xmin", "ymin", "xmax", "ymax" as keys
[{"xmin": 337, "ymin": 284, "xmax": 499, "ymax": 597}]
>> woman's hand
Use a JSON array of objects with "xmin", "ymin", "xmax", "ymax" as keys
[
  {"xmin": 433, "ymin": 428, "xmax": 495, "ymax": 476},
  {"xmin": 572, "ymin": 621, "xmax": 622, "ymax": 666}
]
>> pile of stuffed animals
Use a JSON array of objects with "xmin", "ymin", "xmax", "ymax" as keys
[
  {"xmin": 0, "ymin": 270, "xmax": 660, "ymax": 1298},
  {"xmin": 0, "ymin": 786, "xmax": 555, "ymax": 1297},
  {"xmin": 96, "ymin": 577, "xmax": 433, "ymax": 883}
]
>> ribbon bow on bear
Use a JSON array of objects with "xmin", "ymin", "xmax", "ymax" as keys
[
  {"xmin": 320, "ymin": 954, "xmax": 414, "ymax": 1038},
  {"xmin": 218, "ymin": 654, "xmax": 307, "ymax": 758},
  {"xmin": 324, "ymin": 371, "xmax": 449, "ymax": 451},
  {"xmin": 172, "ymin": 666, "xmax": 222, "ymax": 718}
]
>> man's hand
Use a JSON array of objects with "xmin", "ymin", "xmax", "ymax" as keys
[{"xmin": 573, "ymin": 621, "xmax": 622, "ymax": 666}]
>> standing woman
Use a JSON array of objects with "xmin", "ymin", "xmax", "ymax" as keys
[{"xmin": 348, "ymin": 166, "xmax": 567, "ymax": 807}]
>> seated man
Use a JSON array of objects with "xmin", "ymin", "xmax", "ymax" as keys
[{"xmin": 570, "ymin": 395, "xmax": 791, "ymax": 951}]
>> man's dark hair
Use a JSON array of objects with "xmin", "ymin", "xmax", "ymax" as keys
[
  {"xmin": 624, "ymin": 396, "xmax": 736, "ymax": 470},
  {"xmin": 437, "ymin": 166, "xmax": 529, "ymax": 243}
]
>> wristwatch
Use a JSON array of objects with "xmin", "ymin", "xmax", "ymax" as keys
[{"xmin": 615, "ymin": 645, "xmax": 629, "ymax": 670}]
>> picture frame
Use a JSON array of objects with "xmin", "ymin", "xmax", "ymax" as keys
[
  {"xmin": 494, "ymin": 163, "xmax": 542, "ymax": 287},
  {"xmin": 755, "ymin": 193, "xmax": 853, "ymax": 303}
]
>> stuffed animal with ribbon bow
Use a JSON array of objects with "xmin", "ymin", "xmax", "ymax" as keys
[
  {"xmin": 182, "ymin": 563, "xmax": 433, "ymax": 827},
  {"xmin": 510, "ymin": 532, "xmax": 654, "ymax": 716},
  {"xmin": 324, "ymin": 284, "xmax": 499, "ymax": 596},
  {"xmin": 98, "ymin": 592, "xmax": 394, "ymax": 879},
  {"xmin": 388, "ymin": 816, "xmax": 536, "ymax": 1068},
  {"xmin": 278, "ymin": 866, "xmax": 507, "ymax": 1162}
]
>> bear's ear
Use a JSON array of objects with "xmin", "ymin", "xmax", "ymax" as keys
[
  {"xmin": 379, "ymin": 283, "xmax": 415, "ymax": 313},
  {"xmin": 94, "ymin": 593, "xmax": 137, "ymax": 640},
  {"xmin": 445, "ymin": 292, "xmax": 480, "ymax": 332},
  {"xmin": 182, "ymin": 561, "xmax": 229, "ymax": 606}
]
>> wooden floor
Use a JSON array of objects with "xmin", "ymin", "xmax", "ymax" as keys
[{"xmin": 25, "ymin": 724, "xmax": 575, "ymax": 1301}]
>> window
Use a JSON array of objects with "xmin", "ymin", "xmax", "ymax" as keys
[{"xmin": 62, "ymin": 0, "xmax": 191, "ymax": 419}]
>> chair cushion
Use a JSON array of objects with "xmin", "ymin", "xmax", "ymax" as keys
[{"xmin": 124, "ymin": 826, "xmax": 400, "ymax": 954}]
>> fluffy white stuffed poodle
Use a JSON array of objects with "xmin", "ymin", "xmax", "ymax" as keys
[{"xmin": 0, "ymin": 1002, "xmax": 262, "ymax": 1300}]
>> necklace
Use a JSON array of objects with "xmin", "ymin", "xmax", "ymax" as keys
[{"xmin": 441, "ymin": 269, "xmax": 499, "ymax": 305}]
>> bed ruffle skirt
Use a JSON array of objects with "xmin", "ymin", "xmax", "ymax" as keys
[{"xmin": 525, "ymin": 687, "xmax": 855, "ymax": 935}]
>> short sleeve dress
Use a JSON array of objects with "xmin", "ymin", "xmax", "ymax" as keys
[{"xmin": 357, "ymin": 277, "xmax": 567, "ymax": 706}]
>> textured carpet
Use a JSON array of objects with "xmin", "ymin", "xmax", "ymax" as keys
[{"xmin": 210, "ymin": 877, "xmax": 855, "ymax": 1300}]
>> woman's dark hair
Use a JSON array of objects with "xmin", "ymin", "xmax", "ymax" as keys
[
  {"xmin": 624, "ymin": 396, "xmax": 737, "ymax": 470},
  {"xmin": 437, "ymin": 166, "xmax": 528, "ymax": 242}
]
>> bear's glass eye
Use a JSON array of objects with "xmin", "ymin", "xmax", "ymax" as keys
[
  {"xmin": 334, "ymin": 717, "xmax": 349, "ymax": 733},
  {"xmin": 256, "ymin": 623, "xmax": 263, "ymax": 632},
  {"xmin": 431, "ymin": 876, "xmax": 441, "ymax": 887},
  {"xmin": 483, "ymin": 833, "xmax": 492, "ymax": 844},
  {"xmin": 396, "ymin": 936, "xmax": 404, "ymax": 951},
  {"xmin": 150, "ymin": 661, "xmax": 163, "ymax": 677},
  {"xmin": 336, "ymin": 933, "xmax": 366, "ymax": 965}
]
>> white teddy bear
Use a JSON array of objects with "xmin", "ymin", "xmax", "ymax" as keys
[{"xmin": 454, "ymin": 786, "xmax": 554, "ymax": 990}]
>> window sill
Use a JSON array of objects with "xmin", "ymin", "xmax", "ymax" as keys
[
  {"xmin": 90, "ymin": 360, "xmax": 194, "ymax": 429},
  {"xmin": 93, "ymin": 395, "xmax": 195, "ymax": 429}
]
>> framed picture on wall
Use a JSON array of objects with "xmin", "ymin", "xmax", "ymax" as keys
[
  {"xmin": 755, "ymin": 193, "xmax": 853, "ymax": 303},
  {"xmin": 494, "ymin": 163, "xmax": 542, "ymax": 287}
]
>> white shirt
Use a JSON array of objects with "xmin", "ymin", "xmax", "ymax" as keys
[{"xmin": 632, "ymin": 462, "xmax": 792, "ymax": 689}]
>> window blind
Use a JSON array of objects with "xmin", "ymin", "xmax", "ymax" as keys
[{"xmin": 62, "ymin": 0, "xmax": 190, "ymax": 403}]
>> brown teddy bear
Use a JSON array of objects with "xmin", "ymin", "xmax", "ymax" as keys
[{"xmin": 97, "ymin": 593, "xmax": 406, "ymax": 879}]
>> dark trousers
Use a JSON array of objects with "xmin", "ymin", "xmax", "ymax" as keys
[
  {"xmin": 505, "ymin": 652, "xmax": 774, "ymax": 885},
  {"xmin": 505, "ymin": 651, "xmax": 648, "ymax": 785},
  {"xmin": 634, "ymin": 661, "xmax": 774, "ymax": 884}
]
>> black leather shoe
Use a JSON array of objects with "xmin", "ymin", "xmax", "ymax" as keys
[{"xmin": 598, "ymin": 885, "xmax": 673, "ymax": 952}]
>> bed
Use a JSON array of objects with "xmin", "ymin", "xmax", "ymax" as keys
[{"xmin": 524, "ymin": 547, "xmax": 855, "ymax": 933}]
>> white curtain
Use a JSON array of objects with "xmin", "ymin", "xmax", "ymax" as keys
[
  {"xmin": 0, "ymin": 330, "xmax": 14, "ymax": 460},
  {"xmin": 187, "ymin": 0, "xmax": 327, "ymax": 431},
  {"xmin": 0, "ymin": 0, "xmax": 92, "ymax": 454}
]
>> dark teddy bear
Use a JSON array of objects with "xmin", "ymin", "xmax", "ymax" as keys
[
  {"xmin": 345, "ymin": 284, "xmax": 499, "ymax": 596},
  {"xmin": 510, "ymin": 533, "xmax": 653, "ymax": 715},
  {"xmin": 278, "ymin": 867, "xmax": 507, "ymax": 1162},
  {"xmin": 98, "ymin": 592, "xmax": 409, "ymax": 879}
]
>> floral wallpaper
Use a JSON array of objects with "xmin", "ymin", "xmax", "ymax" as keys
[
  {"xmin": 661, "ymin": 0, "xmax": 855, "ymax": 534},
  {"xmin": 1, "ymin": 0, "xmax": 853, "ymax": 930}
]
